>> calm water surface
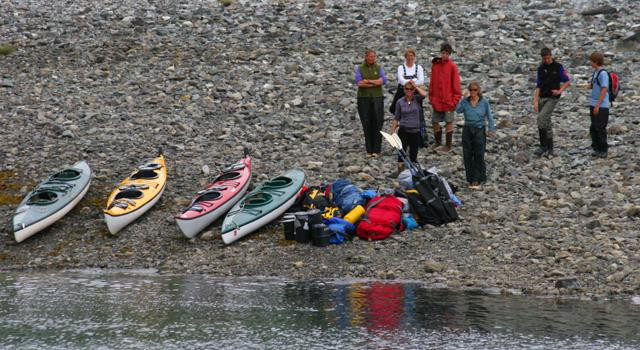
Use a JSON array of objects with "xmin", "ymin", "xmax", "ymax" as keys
[{"xmin": 0, "ymin": 270, "xmax": 639, "ymax": 349}]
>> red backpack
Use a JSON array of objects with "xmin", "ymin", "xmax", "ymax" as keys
[
  {"xmin": 356, "ymin": 195, "xmax": 405, "ymax": 240},
  {"xmin": 592, "ymin": 69, "xmax": 619, "ymax": 104}
]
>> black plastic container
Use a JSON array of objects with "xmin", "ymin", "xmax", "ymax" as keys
[
  {"xmin": 295, "ymin": 221, "xmax": 311, "ymax": 243},
  {"xmin": 282, "ymin": 218, "xmax": 296, "ymax": 240},
  {"xmin": 307, "ymin": 209, "xmax": 323, "ymax": 226},
  {"xmin": 293, "ymin": 211, "xmax": 309, "ymax": 226},
  {"xmin": 311, "ymin": 223, "xmax": 331, "ymax": 247}
]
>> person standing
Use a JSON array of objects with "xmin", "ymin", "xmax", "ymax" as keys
[
  {"xmin": 390, "ymin": 48, "xmax": 425, "ymax": 114},
  {"xmin": 391, "ymin": 48, "xmax": 427, "ymax": 148},
  {"xmin": 390, "ymin": 81, "xmax": 427, "ymax": 177},
  {"xmin": 456, "ymin": 82, "xmax": 496, "ymax": 190},
  {"xmin": 429, "ymin": 43, "xmax": 461, "ymax": 153},
  {"xmin": 588, "ymin": 52, "xmax": 610, "ymax": 158},
  {"xmin": 532, "ymin": 47, "xmax": 571, "ymax": 157},
  {"xmin": 355, "ymin": 48, "xmax": 388, "ymax": 158}
]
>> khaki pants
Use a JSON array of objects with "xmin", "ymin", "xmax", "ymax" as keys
[{"xmin": 537, "ymin": 97, "xmax": 559, "ymax": 137}]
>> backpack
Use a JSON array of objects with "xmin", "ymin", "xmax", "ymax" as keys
[
  {"xmin": 330, "ymin": 178, "xmax": 365, "ymax": 214},
  {"xmin": 411, "ymin": 173, "xmax": 458, "ymax": 226},
  {"xmin": 355, "ymin": 195, "xmax": 405, "ymax": 240},
  {"xmin": 405, "ymin": 190, "xmax": 431, "ymax": 226},
  {"xmin": 591, "ymin": 69, "xmax": 619, "ymax": 104}
]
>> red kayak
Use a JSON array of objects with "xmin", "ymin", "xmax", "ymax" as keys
[{"xmin": 175, "ymin": 154, "xmax": 252, "ymax": 238}]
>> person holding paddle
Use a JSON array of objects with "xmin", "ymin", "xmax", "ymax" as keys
[{"xmin": 389, "ymin": 80, "xmax": 427, "ymax": 177}]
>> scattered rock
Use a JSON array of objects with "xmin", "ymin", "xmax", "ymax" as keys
[
  {"xmin": 581, "ymin": 5, "xmax": 618, "ymax": 16},
  {"xmin": 555, "ymin": 277, "xmax": 580, "ymax": 289},
  {"xmin": 200, "ymin": 231, "xmax": 214, "ymax": 241},
  {"xmin": 424, "ymin": 260, "xmax": 444, "ymax": 273}
]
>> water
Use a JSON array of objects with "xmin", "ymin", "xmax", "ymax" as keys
[{"xmin": 1, "ymin": 270, "xmax": 639, "ymax": 349}]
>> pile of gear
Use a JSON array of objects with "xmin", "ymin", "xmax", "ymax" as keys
[{"xmin": 282, "ymin": 171, "xmax": 460, "ymax": 247}]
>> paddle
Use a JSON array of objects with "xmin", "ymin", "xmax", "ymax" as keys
[
  {"xmin": 380, "ymin": 131, "xmax": 421, "ymax": 177},
  {"xmin": 380, "ymin": 131, "xmax": 402, "ymax": 150}
]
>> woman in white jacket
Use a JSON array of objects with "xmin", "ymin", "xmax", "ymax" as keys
[{"xmin": 390, "ymin": 48, "xmax": 427, "ymax": 147}]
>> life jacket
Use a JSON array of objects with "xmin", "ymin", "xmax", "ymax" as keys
[
  {"xmin": 411, "ymin": 173, "xmax": 458, "ymax": 226},
  {"xmin": 356, "ymin": 195, "xmax": 405, "ymax": 240},
  {"xmin": 300, "ymin": 186, "xmax": 330, "ymax": 211}
]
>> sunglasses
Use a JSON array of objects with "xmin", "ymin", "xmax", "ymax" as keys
[
  {"xmin": 404, "ymin": 87, "xmax": 415, "ymax": 91},
  {"xmin": 469, "ymin": 89, "xmax": 478, "ymax": 91}
]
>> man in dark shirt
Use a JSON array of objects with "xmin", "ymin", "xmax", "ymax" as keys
[{"xmin": 532, "ymin": 47, "xmax": 571, "ymax": 157}]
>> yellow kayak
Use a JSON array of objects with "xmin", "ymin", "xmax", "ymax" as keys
[{"xmin": 104, "ymin": 154, "xmax": 167, "ymax": 234}]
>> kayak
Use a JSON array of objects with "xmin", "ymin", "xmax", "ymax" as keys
[
  {"xmin": 104, "ymin": 154, "xmax": 167, "ymax": 234},
  {"xmin": 175, "ymin": 155, "xmax": 252, "ymax": 238},
  {"xmin": 221, "ymin": 169, "xmax": 305, "ymax": 245},
  {"xmin": 13, "ymin": 161, "xmax": 92, "ymax": 243}
]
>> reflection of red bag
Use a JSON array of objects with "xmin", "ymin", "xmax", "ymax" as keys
[
  {"xmin": 356, "ymin": 195, "xmax": 404, "ymax": 240},
  {"xmin": 367, "ymin": 282, "xmax": 405, "ymax": 331}
]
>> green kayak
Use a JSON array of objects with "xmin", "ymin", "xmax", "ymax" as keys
[{"xmin": 221, "ymin": 169, "xmax": 305, "ymax": 244}]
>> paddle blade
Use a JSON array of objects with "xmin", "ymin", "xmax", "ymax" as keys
[
  {"xmin": 380, "ymin": 131, "xmax": 402, "ymax": 150},
  {"xmin": 391, "ymin": 132, "xmax": 403, "ymax": 149}
]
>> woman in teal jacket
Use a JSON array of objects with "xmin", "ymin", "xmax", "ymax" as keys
[{"xmin": 455, "ymin": 81, "xmax": 496, "ymax": 190}]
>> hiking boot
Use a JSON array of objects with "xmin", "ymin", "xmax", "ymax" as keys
[
  {"xmin": 596, "ymin": 151, "xmax": 608, "ymax": 159},
  {"xmin": 544, "ymin": 136, "xmax": 554, "ymax": 157},
  {"xmin": 437, "ymin": 132, "xmax": 453, "ymax": 153},
  {"xmin": 433, "ymin": 130, "xmax": 442, "ymax": 149},
  {"xmin": 437, "ymin": 145, "xmax": 452, "ymax": 153},
  {"xmin": 533, "ymin": 129, "xmax": 546, "ymax": 157}
]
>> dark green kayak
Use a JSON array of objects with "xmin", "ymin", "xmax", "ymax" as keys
[{"xmin": 221, "ymin": 169, "xmax": 305, "ymax": 244}]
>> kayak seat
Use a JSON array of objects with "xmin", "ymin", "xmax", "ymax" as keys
[
  {"xmin": 263, "ymin": 176, "xmax": 292, "ymax": 189},
  {"xmin": 218, "ymin": 171, "xmax": 241, "ymax": 181},
  {"xmin": 195, "ymin": 191, "xmax": 222, "ymax": 202},
  {"xmin": 27, "ymin": 190, "xmax": 59, "ymax": 205},
  {"xmin": 131, "ymin": 169, "xmax": 158, "ymax": 179},
  {"xmin": 244, "ymin": 193, "xmax": 273, "ymax": 207},
  {"xmin": 110, "ymin": 198, "xmax": 136, "ymax": 209},
  {"xmin": 114, "ymin": 189, "xmax": 144, "ymax": 200},
  {"xmin": 138, "ymin": 163, "xmax": 162, "ymax": 171},
  {"xmin": 51, "ymin": 168, "xmax": 81, "ymax": 181},
  {"xmin": 222, "ymin": 163, "xmax": 245, "ymax": 172}
]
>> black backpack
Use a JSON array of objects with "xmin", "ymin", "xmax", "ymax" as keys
[{"xmin": 409, "ymin": 173, "xmax": 458, "ymax": 226}]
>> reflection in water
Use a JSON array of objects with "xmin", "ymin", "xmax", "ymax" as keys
[{"xmin": 0, "ymin": 271, "xmax": 639, "ymax": 349}]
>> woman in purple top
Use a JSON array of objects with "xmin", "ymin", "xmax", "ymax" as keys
[{"xmin": 390, "ymin": 80, "xmax": 427, "ymax": 177}]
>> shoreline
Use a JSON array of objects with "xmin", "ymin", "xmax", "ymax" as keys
[{"xmin": 1, "ymin": 0, "xmax": 640, "ymax": 298}]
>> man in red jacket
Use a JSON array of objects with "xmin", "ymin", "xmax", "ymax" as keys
[{"xmin": 429, "ymin": 43, "xmax": 462, "ymax": 153}]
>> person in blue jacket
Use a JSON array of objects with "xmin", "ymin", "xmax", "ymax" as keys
[
  {"xmin": 455, "ymin": 81, "xmax": 496, "ymax": 190},
  {"xmin": 588, "ymin": 52, "xmax": 610, "ymax": 158}
]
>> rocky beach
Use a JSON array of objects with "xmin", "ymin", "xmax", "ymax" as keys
[{"xmin": 1, "ymin": 0, "xmax": 639, "ymax": 298}]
